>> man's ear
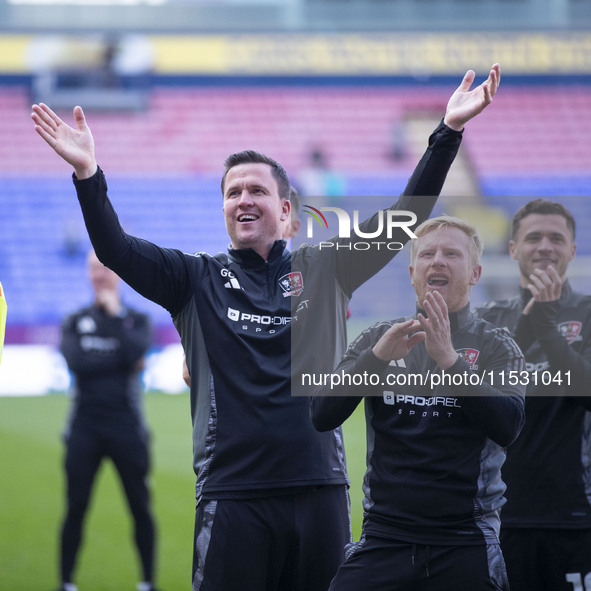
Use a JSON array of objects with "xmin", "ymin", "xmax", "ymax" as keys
[
  {"xmin": 470, "ymin": 264, "xmax": 482, "ymax": 286},
  {"xmin": 508, "ymin": 240, "xmax": 517, "ymax": 261},
  {"xmin": 281, "ymin": 198, "xmax": 291, "ymax": 221},
  {"xmin": 569, "ymin": 241, "xmax": 577, "ymax": 264}
]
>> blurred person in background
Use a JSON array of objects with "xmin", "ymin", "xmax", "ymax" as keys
[
  {"xmin": 56, "ymin": 250, "xmax": 158, "ymax": 591},
  {"xmin": 297, "ymin": 146, "xmax": 346, "ymax": 206},
  {"xmin": 311, "ymin": 216, "xmax": 525, "ymax": 591},
  {"xmin": 32, "ymin": 63, "xmax": 499, "ymax": 591},
  {"xmin": 476, "ymin": 199, "xmax": 591, "ymax": 591}
]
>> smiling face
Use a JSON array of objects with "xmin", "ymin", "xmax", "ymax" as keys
[
  {"xmin": 222, "ymin": 162, "xmax": 290, "ymax": 260},
  {"xmin": 409, "ymin": 226, "xmax": 482, "ymax": 313},
  {"xmin": 509, "ymin": 213, "xmax": 576, "ymax": 287}
]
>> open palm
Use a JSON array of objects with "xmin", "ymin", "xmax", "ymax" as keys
[
  {"xmin": 444, "ymin": 63, "xmax": 501, "ymax": 131},
  {"xmin": 31, "ymin": 103, "xmax": 97, "ymax": 179}
]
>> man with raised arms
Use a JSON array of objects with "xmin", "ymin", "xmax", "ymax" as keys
[{"xmin": 31, "ymin": 65, "xmax": 499, "ymax": 591}]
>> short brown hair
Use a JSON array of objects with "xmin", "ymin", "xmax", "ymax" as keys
[
  {"xmin": 511, "ymin": 199, "xmax": 575, "ymax": 240},
  {"xmin": 410, "ymin": 215, "xmax": 483, "ymax": 265},
  {"xmin": 221, "ymin": 150, "xmax": 291, "ymax": 201}
]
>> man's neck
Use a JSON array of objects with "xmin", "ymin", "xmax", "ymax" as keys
[{"xmin": 232, "ymin": 239, "xmax": 282, "ymax": 261}]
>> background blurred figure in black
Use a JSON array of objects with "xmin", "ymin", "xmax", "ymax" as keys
[{"xmin": 57, "ymin": 250, "xmax": 159, "ymax": 591}]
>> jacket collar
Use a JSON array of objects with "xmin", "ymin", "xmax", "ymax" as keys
[{"xmin": 227, "ymin": 239, "xmax": 288, "ymax": 267}]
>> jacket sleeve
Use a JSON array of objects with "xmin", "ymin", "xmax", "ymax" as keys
[
  {"xmin": 448, "ymin": 327, "xmax": 526, "ymax": 447},
  {"xmin": 399, "ymin": 120, "xmax": 464, "ymax": 202},
  {"xmin": 335, "ymin": 121, "xmax": 463, "ymax": 295},
  {"xmin": 59, "ymin": 313, "xmax": 90, "ymax": 375},
  {"xmin": 310, "ymin": 324, "xmax": 389, "ymax": 431},
  {"xmin": 112, "ymin": 311, "xmax": 152, "ymax": 369},
  {"xmin": 73, "ymin": 168, "xmax": 193, "ymax": 316},
  {"xmin": 529, "ymin": 300, "xmax": 591, "ymax": 407}
]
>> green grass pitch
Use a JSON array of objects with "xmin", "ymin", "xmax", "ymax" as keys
[{"xmin": 0, "ymin": 393, "xmax": 367, "ymax": 590}]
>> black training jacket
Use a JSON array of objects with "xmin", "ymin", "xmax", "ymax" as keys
[
  {"xmin": 311, "ymin": 304, "xmax": 525, "ymax": 544},
  {"xmin": 72, "ymin": 121, "xmax": 462, "ymax": 500},
  {"xmin": 476, "ymin": 283, "xmax": 591, "ymax": 529},
  {"xmin": 61, "ymin": 303, "xmax": 152, "ymax": 437}
]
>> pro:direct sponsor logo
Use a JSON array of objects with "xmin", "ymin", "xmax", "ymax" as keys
[
  {"xmin": 383, "ymin": 393, "xmax": 462, "ymax": 419},
  {"xmin": 385, "ymin": 394, "xmax": 462, "ymax": 408},
  {"xmin": 227, "ymin": 307, "xmax": 291, "ymax": 333}
]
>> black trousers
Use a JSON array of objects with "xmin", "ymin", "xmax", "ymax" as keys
[
  {"xmin": 327, "ymin": 534, "xmax": 508, "ymax": 591},
  {"xmin": 501, "ymin": 527, "xmax": 591, "ymax": 591},
  {"xmin": 192, "ymin": 485, "xmax": 351, "ymax": 591},
  {"xmin": 60, "ymin": 423, "xmax": 155, "ymax": 584}
]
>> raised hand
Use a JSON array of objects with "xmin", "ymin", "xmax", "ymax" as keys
[
  {"xmin": 372, "ymin": 318, "xmax": 425, "ymax": 362},
  {"xmin": 443, "ymin": 63, "xmax": 501, "ymax": 131},
  {"xmin": 418, "ymin": 291, "xmax": 458, "ymax": 370},
  {"xmin": 523, "ymin": 265, "xmax": 564, "ymax": 315},
  {"xmin": 31, "ymin": 103, "xmax": 97, "ymax": 180}
]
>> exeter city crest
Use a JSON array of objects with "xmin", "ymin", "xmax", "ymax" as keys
[
  {"xmin": 456, "ymin": 348, "xmax": 480, "ymax": 370},
  {"xmin": 558, "ymin": 321, "xmax": 582, "ymax": 344},
  {"xmin": 279, "ymin": 272, "xmax": 304, "ymax": 297}
]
